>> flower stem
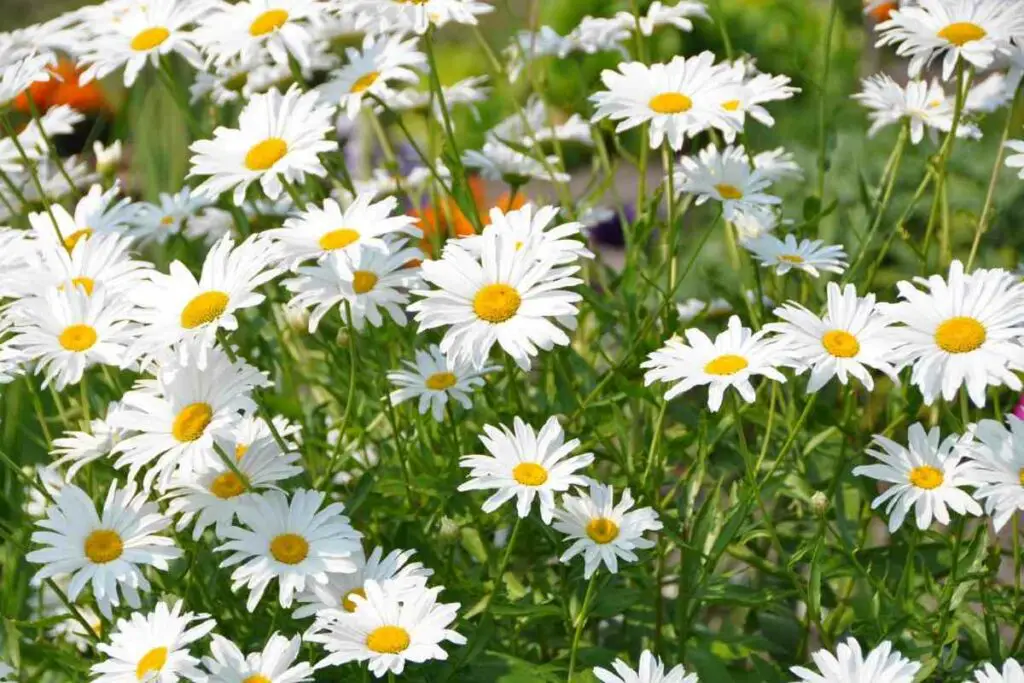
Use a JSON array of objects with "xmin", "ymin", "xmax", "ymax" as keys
[{"xmin": 567, "ymin": 572, "xmax": 599, "ymax": 682}]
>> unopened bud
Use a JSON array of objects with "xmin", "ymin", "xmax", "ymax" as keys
[{"xmin": 810, "ymin": 491, "xmax": 829, "ymax": 515}]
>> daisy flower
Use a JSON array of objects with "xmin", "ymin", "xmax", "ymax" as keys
[
  {"xmin": 853, "ymin": 74, "xmax": 977, "ymax": 144},
  {"xmin": 463, "ymin": 140, "xmax": 570, "ymax": 185},
  {"xmin": 590, "ymin": 52, "xmax": 742, "ymax": 150},
  {"xmin": 488, "ymin": 97, "xmax": 594, "ymax": 148},
  {"xmin": 853, "ymin": 423, "xmax": 981, "ymax": 532},
  {"xmin": 961, "ymin": 417, "xmax": 1024, "ymax": 531},
  {"xmin": 718, "ymin": 60, "xmax": 799, "ymax": 140},
  {"xmin": 26, "ymin": 481, "xmax": 181, "ymax": 618},
  {"xmin": 165, "ymin": 434, "xmax": 303, "ymax": 540},
  {"xmin": 0, "ymin": 105, "xmax": 84, "ymax": 173},
  {"xmin": 553, "ymin": 482, "xmax": 662, "ymax": 579},
  {"xmin": 78, "ymin": 0, "xmax": 208, "ymax": 87},
  {"xmin": 283, "ymin": 238, "xmax": 422, "ymax": 332},
  {"xmin": 200, "ymin": 633, "xmax": 314, "ymax": 683},
  {"xmin": 672, "ymin": 144, "xmax": 781, "ymax": 222},
  {"xmin": 28, "ymin": 183, "xmax": 138, "ymax": 251},
  {"xmin": 642, "ymin": 315, "xmax": 787, "ymax": 412},
  {"xmin": 594, "ymin": 650, "xmax": 699, "ymax": 683},
  {"xmin": 744, "ymin": 233, "xmax": 848, "ymax": 277},
  {"xmin": 0, "ymin": 52, "xmax": 54, "ymax": 109},
  {"xmin": 1006, "ymin": 139, "xmax": 1024, "ymax": 180},
  {"xmin": 5, "ymin": 287, "xmax": 135, "ymax": 390},
  {"xmin": 973, "ymin": 660, "xmax": 1024, "ymax": 683},
  {"xmin": 293, "ymin": 545, "xmax": 433, "ymax": 619},
  {"xmin": 569, "ymin": 16, "xmax": 631, "ymax": 56},
  {"xmin": 90, "ymin": 600, "xmax": 215, "ymax": 682},
  {"xmin": 130, "ymin": 188, "xmax": 212, "ymax": 244},
  {"xmin": 875, "ymin": 0, "xmax": 1021, "ymax": 79},
  {"xmin": 387, "ymin": 344, "xmax": 497, "ymax": 422},
  {"xmin": 451, "ymin": 204, "xmax": 594, "ymax": 266},
  {"xmin": 110, "ymin": 345, "xmax": 268, "ymax": 491},
  {"xmin": 458, "ymin": 416, "xmax": 594, "ymax": 524},
  {"xmin": 410, "ymin": 231, "xmax": 583, "ymax": 371},
  {"xmin": 230, "ymin": 414, "xmax": 303, "ymax": 456},
  {"xmin": 353, "ymin": 0, "xmax": 493, "ymax": 35},
  {"xmin": 765, "ymin": 283, "xmax": 900, "ymax": 393},
  {"xmin": 196, "ymin": 0, "xmax": 329, "ymax": 70},
  {"xmin": 189, "ymin": 86, "xmax": 337, "ymax": 205},
  {"xmin": 624, "ymin": 1, "xmax": 709, "ymax": 36},
  {"xmin": 51, "ymin": 408, "xmax": 123, "ymax": 480},
  {"xmin": 317, "ymin": 34, "xmax": 424, "ymax": 120},
  {"xmin": 791, "ymin": 638, "xmax": 920, "ymax": 683},
  {"xmin": 879, "ymin": 260, "xmax": 1024, "ymax": 407},
  {"xmin": 127, "ymin": 235, "xmax": 281, "ymax": 368},
  {"xmin": 216, "ymin": 488, "xmax": 362, "ymax": 611},
  {"xmin": 268, "ymin": 195, "xmax": 420, "ymax": 268},
  {"xmin": 307, "ymin": 580, "xmax": 465, "ymax": 678},
  {"xmin": 753, "ymin": 147, "xmax": 804, "ymax": 183},
  {"xmin": 24, "ymin": 466, "xmax": 64, "ymax": 518}
]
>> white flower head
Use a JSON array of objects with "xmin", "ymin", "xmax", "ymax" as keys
[
  {"xmin": 673, "ymin": 144, "xmax": 781, "ymax": 222},
  {"xmin": 451, "ymin": 203, "xmax": 593, "ymax": 266},
  {"xmin": 196, "ymin": 0, "xmax": 330, "ymax": 70},
  {"xmin": 961, "ymin": 417, "xmax": 1024, "ymax": 531},
  {"xmin": 201, "ymin": 632, "xmax": 314, "ymax": 683},
  {"xmin": 463, "ymin": 140, "xmax": 570, "ymax": 185},
  {"xmin": 853, "ymin": 74, "xmax": 978, "ymax": 144},
  {"xmin": 792, "ymin": 638, "xmax": 920, "ymax": 683},
  {"xmin": 387, "ymin": 344, "xmax": 498, "ymax": 422},
  {"xmin": 745, "ymin": 233, "xmax": 848, "ymax": 278},
  {"xmin": 594, "ymin": 650, "xmax": 699, "ymax": 683},
  {"xmin": 353, "ymin": 0, "xmax": 493, "ymax": 35},
  {"xmin": 1006, "ymin": 139, "xmax": 1024, "ymax": 180},
  {"xmin": 317, "ymin": 33, "xmax": 424, "ymax": 119},
  {"xmin": 973, "ymin": 660, "xmax": 1024, "ymax": 683}
]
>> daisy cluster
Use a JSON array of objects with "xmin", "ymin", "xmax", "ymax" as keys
[{"xmin": 2, "ymin": 0, "xmax": 1024, "ymax": 680}]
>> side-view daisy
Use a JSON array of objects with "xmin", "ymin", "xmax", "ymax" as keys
[
  {"xmin": 50, "ymin": 407, "xmax": 123, "ymax": 480},
  {"xmin": 463, "ymin": 140, "xmax": 571, "ymax": 185},
  {"xmin": 450, "ymin": 204, "xmax": 594, "ymax": 266},
  {"xmin": 961, "ymin": 417, "xmax": 1024, "ymax": 531},
  {"xmin": 744, "ymin": 233, "xmax": 848, "ymax": 277},
  {"xmin": 553, "ymin": 482, "xmax": 662, "ymax": 578},
  {"xmin": 317, "ymin": 34, "xmax": 424, "ymax": 119},
  {"xmin": 642, "ymin": 315, "xmax": 787, "ymax": 412},
  {"xmin": 387, "ymin": 344, "xmax": 498, "ymax": 422},
  {"xmin": 594, "ymin": 650, "xmax": 699, "ymax": 683},
  {"xmin": 853, "ymin": 74, "xmax": 974, "ymax": 144},
  {"xmin": 791, "ymin": 638, "xmax": 920, "ymax": 683},
  {"xmin": 853, "ymin": 423, "xmax": 981, "ymax": 532},
  {"xmin": 26, "ymin": 481, "xmax": 182, "ymax": 618},
  {"xmin": 353, "ymin": 0, "xmax": 493, "ymax": 35},
  {"xmin": 673, "ymin": 144, "xmax": 781, "ymax": 222},
  {"xmin": 201, "ymin": 632, "xmax": 314, "ymax": 683},
  {"xmin": 458, "ymin": 415, "xmax": 594, "ymax": 524}
]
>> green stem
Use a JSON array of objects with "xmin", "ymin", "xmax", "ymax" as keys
[
  {"xmin": 317, "ymin": 304, "xmax": 359, "ymax": 489},
  {"xmin": 815, "ymin": 0, "xmax": 840, "ymax": 203},
  {"xmin": 567, "ymin": 573, "xmax": 599, "ymax": 682}
]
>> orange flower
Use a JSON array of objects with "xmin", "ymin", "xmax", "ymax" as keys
[
  {"xmin": 14, "ymin": 59, "xmax": 109, "ymax": 115},
  {"xmin": 867, "ymin": 1, "xmax": 896, "ymax": 21}
]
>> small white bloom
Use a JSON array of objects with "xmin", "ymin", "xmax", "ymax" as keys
[
  {"xmin": 673, "ymin": 144, "xmax": 781, "ymax": 222},
  {"xmin": 594, "ymin": 650, "xmax": 699, "ymax": 683},
  {"xmin": 792, "ymin": 638, "xmax": 920, "ymax": 683},
  {"xmin": 317, "ymin": 34, "xmax": 424, "ymax": 119},
  {"xmin": 745, "ymin": 233, "xmax": 848, "ymax": 278},
  {"xmin": 961, "ymin": 417, "xmax": 1024, "ymax": 531},
  {"xmin": 451, "ymin": 204, "xmax": 593, "ymax": 266},
  {"xmin": 463, "ymin": 140, "xmax": 570, "ymax": 185},
  {"xmin": 51, "ymin": 408, "xmax": 124, "ymax": 480},
  {"xmin": 1006, "ymin": 139, "xmax": 1024, "ymax": 180},
  {"xmin": 388, "ymin": 344, "xmax": 497, "ymax": 422},
  {"xmin": 201, "ymin": 632, "xmax": 314, "ymax": 683},
  {"xmin": 973, "ymin": 660, "xmax": 1024, "ymax": 683}
]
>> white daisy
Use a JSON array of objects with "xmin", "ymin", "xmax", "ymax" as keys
[
  {"xmin": 718, "ymin": 59, "xmax": 799, "ymax": 141},
  {"xmin": 94, "ymin": 140, "xmax": 123, "ymax": 176},
  {"xmin": 568, "ymin": 16, "xmax": 631, "ymax": 56},
  {"xmin": 961, "ymin": 417, "xmax": 1024, "ymax": 531},
  {"xmin": 307, "ymin": 580, "xmax": 465, "ymax": 678},
  {"xmin": 594, "ymin": 650, "xmax": 699, "ymax": 683},
  {"xmin": 973, "ymin": 660, "xmax": 1024, "ymax": 683},
  {"xmin": 410, "ymin": 231, "xmax": 583, "ymax": 371},
  {"xmin": 753, "ymin": 147, "xmax": 804, "ymax": 183},
  {"xmin": 200, "ymin": 633, "xmax": 314, "ymax": 683},
  {"xmin": 51, "ymin": 407, "xmax": 124, "ymax": 480},
  {"xmin": 463, "ymin": 140, "xmax": 570, "ymax": 185},
  {"xmin": 126, "ymin": 235, "xmax": 281, "ymax": 368},
  {"xmin": 26, "ymin": 481, "xmax": 181, "ymax": 618},
  {"xmin": 765, "ymin": 282, "xmax": 900, "ymax": 393},
  {"xmin": 589, "ymin": 52, "xmax": 742, "ymax": 150},
  {"xmin": 24, "ymin": 465, "xmax": 64, "ymax": 518},
  {"xmin": 0, "ymin": 52, "xmax": 54, "ymax": 109},
  {"xmin": 189, "ymin": 86, "xmax": 337, "ymax": 205},
  {"xmin": 165, "ymin": 434, "xmax": 303, "ymax": 540},
  {"xmin": 553, "ymin": 482, "xmax": 662, "ymax": 579},
  {"xmin": 853, "ymin": 74, "xmax": 977, "ymax": 144},
  {"xmin": 1006, "ymin": 139, "xmax": 1024, "ymax": 180},
  {"xmin": 642, "ymin": 315, "xmax": 787, "ymax": 412},
  {"xmin": 267, "ymin": 194, "xmax": 420, "ymax": 268},
  {"xmin": 353, "ymin": 0, "xmax": 493, "ymax": 35},
  {"xmin": 317, "ymin": 34, "xmax": 424, "ymax": 120},
  {"xmin": 4, "ymin": 287, "xmax": 136, "ymax": 390},
  {"xmin": 673, "ymin": 144, "xmax": 781, "ymax": 222},
  {"xmin": 458, "ymin": 415, "xmax": 594, "ymax": 524},
  {"xmin": 230, "ymin": 414, "xmax": 303, "ymax": 456},
  {"xmin": 28, "ymin": 183, "xmax": 138, "ymax": 251},
  {"xmin": 0, "ymin": 105, "xmax": 84, "ymax": 173},
  {"xmin": 879, "ymin": 260, "xmax": 1024, "ymax": 407},
  {"xmin": 387, "ymin": 344, "xmax": 497, "ymax": 422},
  {"xmin": 216, "ymin": 488, "xmax": 362, "ymax": 611},
  {"xmin": 196, "ymin": 0, "xmax": 329, "ymax": 70},
  {"xmin": 624, "ymin": 1, "xmax": 709, "ymax": 36},
  {"xmin": 109, "ymin": 345, "xmax": 268, "ymax": 491},
  {"xmin": 130, "ymin": 188, "xmax": 212, "ymax": 245},
  {"xmin": 791, "ymin": 638, "xmax": 920, "ymax": 683},
  {"xmin": 292, "ymin": 545, "xmax": 433, "ymax": 619},
  {"xmin": 78, "ymin": 0, "xmax": 208, "ymax": 87},
  {"xmin": 488, "ymin": 97, "xmax": 594, "ymax": 148},
  {"xmin": 90, "ymin": 600, "xmax": 215, "ymax": 683},
  {"xmin": 450, "ymin": 204, "xmax": 593, "ymax": 266},
  {"xmin": 876, "ymin": 0, "xmax": 1022, "ymax": 79},
  {"xmin": 853, "ymin": 423, "xmax": 981, "ymax": 532},
  {"xmin": 744, "ymin": 233, "xmax": 848, "ymax": 278}
]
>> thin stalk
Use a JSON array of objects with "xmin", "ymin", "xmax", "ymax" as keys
[
  {"xmin": 26, "ymin": 96, "xmax": 80, "ymax": 199},
  {"xmin": 45, "ymin": 578, "xmax": 100, "ymax": 643},
  {"xmin": 317, "ymin": 304, "xmax": 359, "ymax": 488},
  {"xmin": 567, "ymin": 573, "xmax": 600, "ymax": 682},
  {"xmin": 815, "ymin": 0, "xmax": 840, "ymax": 203}
]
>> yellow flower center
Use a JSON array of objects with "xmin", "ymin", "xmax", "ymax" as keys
[
  {"xmin": 318, "ymin": 228, "xmax": 360, "ymax": 251},
  {"xmin": 250, "ymin": 8, "xmax": 289, "ymax": 36},
  {"xmin": 366, "ymin": 625, "xmax": 411, "ymax": 654},
  {"xmin": 84, "ymin": 529, "xmax": 124, "ymax": 564},
  {"xmin": 512, "ymin": 462, "xmax": 548, "ymax": 486},
  {"xmin": 715, "ymin": 183, "xmax": 744, "ymax": 200},
  {"xmin": 63, "ymin": 228, "xmax": 92, "ymax": 250},
  {"xmin": 342, "ymin": 587, "xmax": 366, "ymax": 612},
  {"xmin": 425, "ymin": 371, "xmax": 457, "ymax": 391},
  {"xmin": 908, "ymin": 465, "xmax": 944, "ymax": 490},
  {"xmin": 351, "ymin": 71, "xmax": 380, "ymax": 93},
  {"xmin": 58, "ymin": 324, "xmax": 97, "ymax": 352},
  {"xmin": 585, "ymin": 517, "xmax": 620, "ymax": 544},
  {"xmin": 937, "ymin": 22, "xmax": 986, "ymax": 46},
  {"xmin": 244, "ymin": 137, "xmax": 288, "ymax": 171},
  {"xmin": 235, "ymin": 444, "xmax": 249, "ymax": 461},
  {"xmin": 172, "ymin": 402, "xmax": 213, "ymax": 442},
  {"xmin": 160, "ymin": 215, "xmax": 175, "ymax": 226},
  {"xmin": 648, "ymin": 92, "xmax": 693, "ymax": 114},
  {"xmin": 270, "ymin": 533, "xmax": 309, "ymax": 564},
  {"xmin": 722, "ymin": 99, "xmax": 741, "ymax": 111},
  {"xmin": 243, "ymin": 676, "xmax": 271, "ymax": 683},
  {"xmin": 180, "ymin": 290, "xmax": 229, "ymax": 329},
  {"xmin": 351, "ymin": 270, "xmax": 378, "ymax": 294},
  {"xmin": 779, "ymin": 254, "xmax": 805, "ymax": 264},
  {"xmin": 704, "ymin": 354, "xmax": 748, "ymax": 376},
  {"xmin": 935, "ymin": 316, "xmax": 986, "ymax": 354},
  {"xmin": 821, "ymin": 330, "xmax": 860, "ymax": 358},
  {"xmin": 135, "ymin": 646, "xmax": 168, "ymax": 681},
  {"xmin": 473, "ymin": 284, "xmax": 521, "ymax": 323},
  {"xmin": 130, "ymin": 26, "xmax": 170, "ymax": 51},
  {"xmin": 209, "ymin": 472, "xmax": 245, "ymax": 499},
  {"xmin": 1019, "ymin": 467, "xmax": 1024, "ymax": 487},
  {"xmin": 65, "ymin": 276, "xmax": 96, "ymax": 295}
]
